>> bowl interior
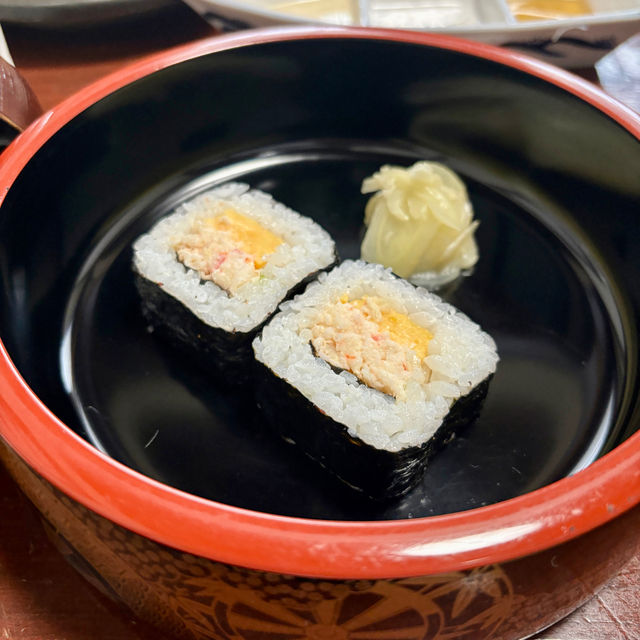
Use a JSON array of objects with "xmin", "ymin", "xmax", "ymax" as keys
[{"xmin": 1, "ymin": 35, "xmax": 638, "ymax": 521}]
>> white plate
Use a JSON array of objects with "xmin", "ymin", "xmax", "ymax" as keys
[{"xmin": 183, "ymin": 0, "xmax": 640, "ymax": 68}]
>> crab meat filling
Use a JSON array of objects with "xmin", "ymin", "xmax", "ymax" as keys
[
  {"xmin": 310, "ymin": 295, "xmax": 433, "ymax": 399},
  {"xmin": 173, "ymin": 207, "xmax": 283, "ymax": 295}
]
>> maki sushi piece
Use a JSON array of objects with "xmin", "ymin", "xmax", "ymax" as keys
[
  {"xmin": 133, "ymin": 182, "xmax": 336, "ymax": 380},
  {"xmin": 252, "ymin": 260, "xmax": 498, "ymax": 499}
]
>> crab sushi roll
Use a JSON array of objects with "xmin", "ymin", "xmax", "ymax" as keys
[
  {"xmin": 252, "ymin": 260, "xmax": 498, "ymax": 499},
  {"xmin": 133, "ymin": 182, "xmax": 336, "ymax": 380}
]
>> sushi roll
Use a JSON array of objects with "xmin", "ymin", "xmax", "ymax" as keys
[
  {"xmin": 133, "ymin": 182, "xmax": 336, "ymax": 380},
  {"xmin": 252, "ymin": 260, "xmax": 498, "ymax": 499}
]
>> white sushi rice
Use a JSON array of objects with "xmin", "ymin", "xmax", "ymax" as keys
[
  {"xmin": 253, "ymin": 260, "xmax": 499, "ymax": 452},
  {"xmin": 132, "ymin": 183, "xmax": 336, "ymax": 333}
]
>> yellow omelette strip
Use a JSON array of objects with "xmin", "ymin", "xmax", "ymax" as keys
[
  {"xmin": 204, "ymin": 208, "xmax": 283, "ymax": 268},
  {"xmin": 507, "ymin": 0, "xmax": 592, "ymax": 21},
  {"xmin": 344, "ymin": 295, "xmax": 433, "ymax": 361}
]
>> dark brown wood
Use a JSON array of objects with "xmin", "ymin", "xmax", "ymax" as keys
[
  {"xmin": 0, "ymin": 5, "xmax": 638, "ymax": 638},
  {"xmin": 2, "ymin": 3, "xmax": 215, "ymax": 113}
]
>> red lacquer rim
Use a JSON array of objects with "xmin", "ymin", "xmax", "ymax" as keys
[{"xmin": 0, "ymin": 26, "xmax": 639, "ymax": 580}]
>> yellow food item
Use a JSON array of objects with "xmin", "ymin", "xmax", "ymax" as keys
[
  {"xmin": 173, "ymin": 208, "xmax": 283, "ymax": 294},
  {"xmin": 350, "ymin": 297, "xmax": 432, "ymax": 361},
  {"xmin": 311, "ymin": 295, "xmax": 433, "ymax": 399},
  {"xmin": 360, "ymin": 161, "xmax": 479, "ymax": 287},
  {"xmin": 203, "ymin": 208, "xmax": 283, "ymax": 269},
  {"xmin": 507, "ymin": 0, "xmax": 592, "ymax": 21},
  {"xmin": 270, "ymin": 0, "xmax": 357, "ymax": 22}
]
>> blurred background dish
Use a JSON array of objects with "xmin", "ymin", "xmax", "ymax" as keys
[
  {"xmin": 182, "ymin": 0, "xmax": 640, "ymax": 67},
  {"xmin": 2, "ymin": 0, "xmax": 637, "ymax": 67}
]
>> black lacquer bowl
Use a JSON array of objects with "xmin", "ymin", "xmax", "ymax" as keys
[{"xmin": 0, "ymin": 27, "xmax": 639, "ymax": 640}]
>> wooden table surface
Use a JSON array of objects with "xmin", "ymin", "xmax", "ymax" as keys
[{"xmin": 1, "ymin": 3, "xmax": 639, "ymax": 639}]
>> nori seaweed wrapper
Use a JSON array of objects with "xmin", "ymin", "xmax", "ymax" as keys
[
  {"xmin": 134, "ymin": 257, "xmax": 337, "ymax": 385},
  {"xmin": 255, "ymin": 359, "xmax": 491, "ymax": 501},
  {"xmin": 135, "ymin": 274, "xmax": 257, "ymax": 384}
]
